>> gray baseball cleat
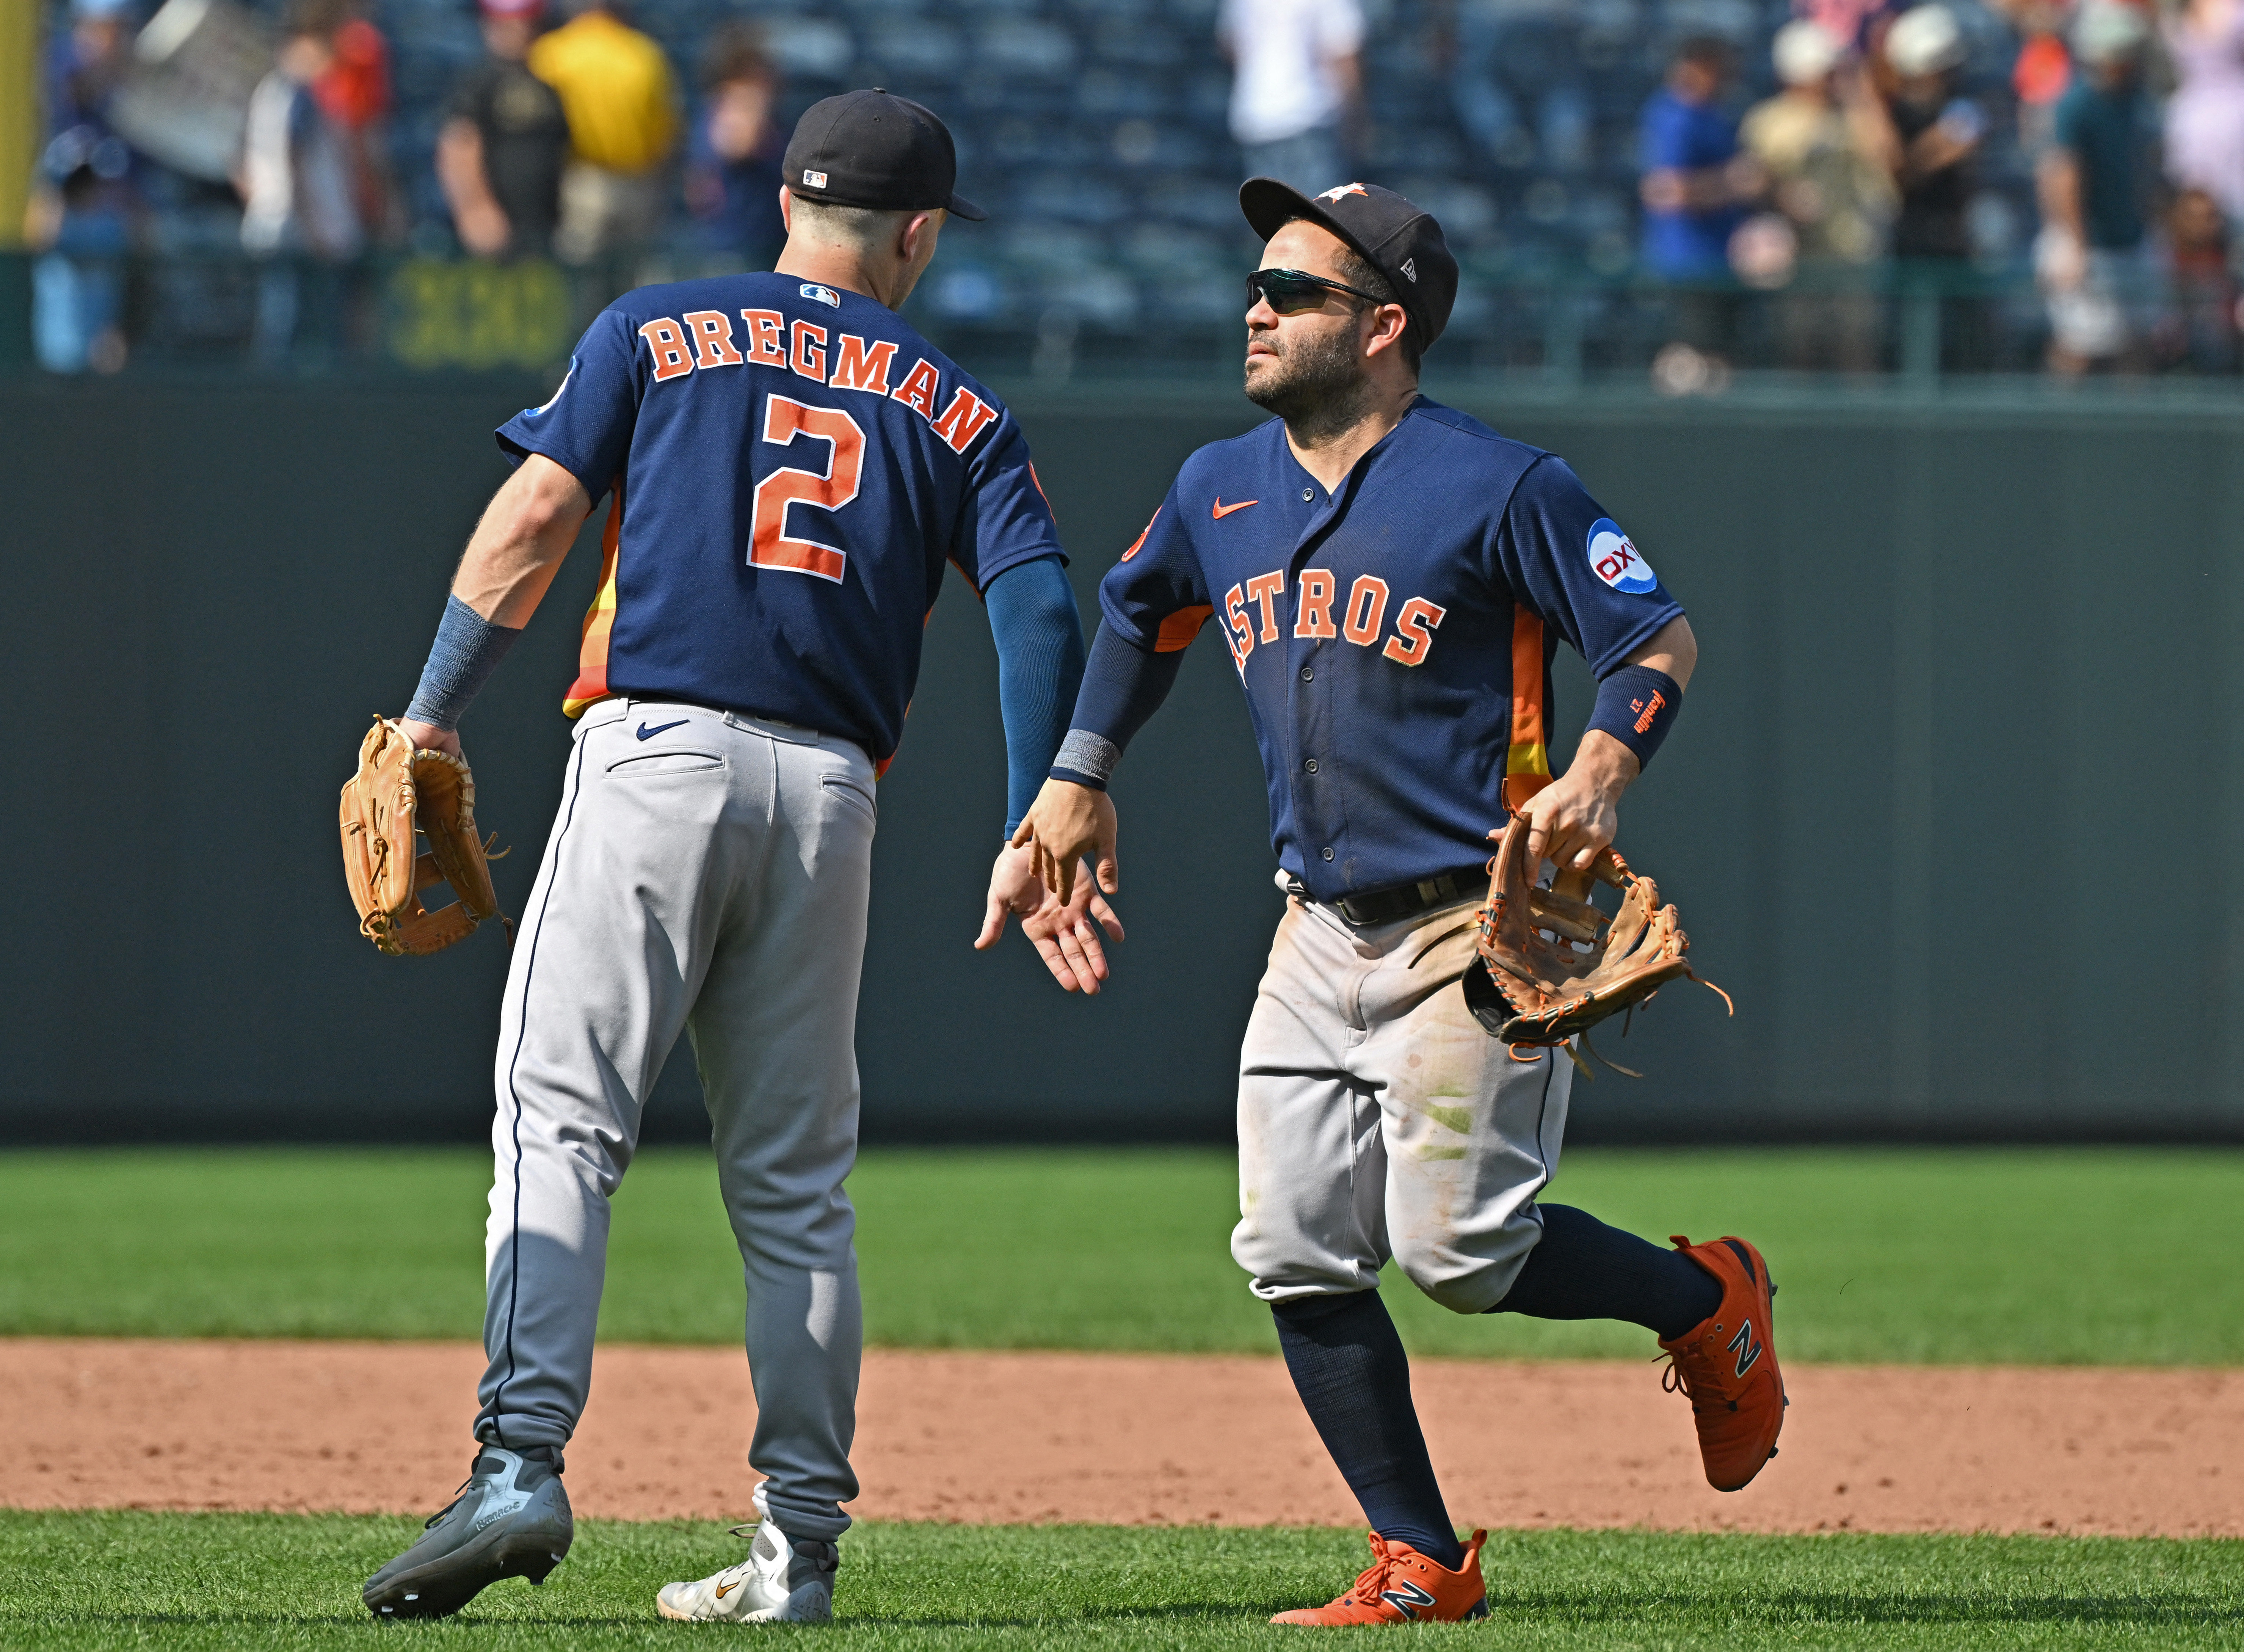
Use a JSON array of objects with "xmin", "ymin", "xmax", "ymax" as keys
[
  {"xmin": 362, "ymin": 1445, "xmax": 574, "ymax": 1619},
  {"xmin": 656, "ymin": 1509, "xmax": 838, "ymax": 1624}
]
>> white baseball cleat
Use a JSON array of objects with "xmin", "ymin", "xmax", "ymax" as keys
[{"xmin": 656, "ymin": 1505, "xmax": 838, "ymax": 1624}]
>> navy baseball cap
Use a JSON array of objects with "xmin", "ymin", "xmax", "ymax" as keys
[
  {"xmin": 783, "ymin": 89, "xmax": 986, "ymax": 221},
  {"xmin": 1240, "ymin": 179, "xmax": 1458, "ymax": 352}
]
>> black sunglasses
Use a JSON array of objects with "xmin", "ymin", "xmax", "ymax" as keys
[{"xmin": 1246, "ymin": 267, "xmax": 1389, "ymax": 315}]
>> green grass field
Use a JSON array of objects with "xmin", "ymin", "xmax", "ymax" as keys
[
  {"xmin": 6, "ymin": 1145, "xmax": 2242, "ymax": 1646},
  {"xmin": 2, "ymin": 1145, "xmax": 2241, "ymax": 1362},
  {"xmin": 5, "ymin": 1512, "xmax": 2240, "ymax": 1650}
]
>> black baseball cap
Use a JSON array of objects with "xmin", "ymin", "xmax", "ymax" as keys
[
  {"xmin": 1240, "ymin": 178, "xmax": 1458, "ymax": 352},
  {"xmin": 783, "ymin": 89, "xmax": 985, "ymax": 221}
]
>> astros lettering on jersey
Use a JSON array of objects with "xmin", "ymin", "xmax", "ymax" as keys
[
  {"xmin": 1096, "ymin": 398, "xmax": 1683, "ymax": 901},
  {"xmin": 497, "ymin": 272, "xmax": 1062, "ymax": 769}
]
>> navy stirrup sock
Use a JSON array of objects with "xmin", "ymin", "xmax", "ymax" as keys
[
  {"xmin": 1271, "ymin": 1291, "xmax": 1465, "ymax": 1570},
  {"xmin": 1490, "ymin": 1203, "xmax": 1722, "ymax": 1340}
]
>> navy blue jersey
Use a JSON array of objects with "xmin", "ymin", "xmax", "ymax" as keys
[
  {"xmin": 497, "ymin": 271, "xmax": 1062, "ymax": 766},
  {"xmin": 1098, "ymin": 398, "xmax": 1684, "ymax": 901}
]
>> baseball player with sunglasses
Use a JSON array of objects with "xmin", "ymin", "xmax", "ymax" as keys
[
  {"xmin": 360, "ymin": 91, "xmax": 1120, "ymax": 1624},
  {"xmin": 1013, "ymin": 179, "xmax": 1785, "ymax": 1626}
]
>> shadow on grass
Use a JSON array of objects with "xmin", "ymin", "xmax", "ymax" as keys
[
  {"xmin": 14, "ymin": 1608, "xmax": 1280, "ymax": 1638},
  {"xmin": 16, "ymin": 1593, "xmax": 2244, "ymax": 1645},
  {"xmin": 32, "ymin": 1599, "xmax": 2244, "ymax": 1638},
  {"xmin": 1490, "ymin": 1588, "xmax": 2244, "ymax": 1628}
]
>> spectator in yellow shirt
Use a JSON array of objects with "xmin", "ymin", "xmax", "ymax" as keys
[{"xmin": 527, "ymin": 0, "xmax": 680, "ymax": 265}]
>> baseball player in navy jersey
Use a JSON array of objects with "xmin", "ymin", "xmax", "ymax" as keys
[
  {"xmin": 361, "ymin": 91, "xmax": 1120, "ymax": 1624},
  {"xmin": 1015, "ymin": 179, "xmax": 1786, "ymax": 1626}
]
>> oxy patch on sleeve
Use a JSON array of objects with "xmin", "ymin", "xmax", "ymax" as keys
[{"xmin": 1587, "ymin": 517, "xmax": 1658, "ymax": 595}]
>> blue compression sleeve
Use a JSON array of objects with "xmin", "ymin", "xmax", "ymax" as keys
[
  {"xmin": 404, "ymin": 595, "xmax": 522, "ymax": 733},
  {"xmin": 985, "ymin": 554, "xmax": 1087, "ymax": 839},
  {"xmin": 1048, "ymin": 623, "xmax": 1186, "ymax": 790}
]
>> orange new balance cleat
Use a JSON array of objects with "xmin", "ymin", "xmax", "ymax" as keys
[
  {"xmin": 1659, "ymin": 1235, "xmax": 1787, "ymax": 1491},
  {"xmin": 1270, "ymin": 1530, "xmax": 1489, "ymax": 1626}
]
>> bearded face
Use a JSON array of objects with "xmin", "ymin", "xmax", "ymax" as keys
[{"xmin": 1244, "ymin": 306, "xmax": 1374, "ymax": 436}]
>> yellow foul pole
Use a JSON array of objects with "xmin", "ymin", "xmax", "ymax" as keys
[{"xmin": 0, "ymin": 0, "xmax": 37, "ymax": 249}]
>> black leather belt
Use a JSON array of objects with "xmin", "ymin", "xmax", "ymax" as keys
[{"xmin": 1329, "ymin": 865, "xmax": 1488, "ymax": 928}]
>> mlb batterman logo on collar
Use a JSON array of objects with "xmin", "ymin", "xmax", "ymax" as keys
[
  {"xmin": 1239, "ymin": 177, "xmax": 1459, "ymax": 353},
  {"xmin": 782, "ymin": 89, "xmax": 987, "ymax": 221}
]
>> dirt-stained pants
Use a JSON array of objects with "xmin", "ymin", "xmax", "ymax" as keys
[
  {"xmin": 475, "ymin": 697, "xmax": 875, "ymax": 1542},
  {"xmin": 1232, "ymin": 886, "xmax": 1573, "ymax": 1315}
]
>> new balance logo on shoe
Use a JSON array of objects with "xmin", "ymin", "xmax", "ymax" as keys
[
  {"xmin": 1728, "ymin": 1318, "xmax": 1763, "ymax": 1377},
  {"xmin": 1379, "ymin": 1580, "xmax": 1437, "ymax": 1619}
]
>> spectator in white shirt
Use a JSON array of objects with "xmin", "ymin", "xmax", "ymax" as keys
[
  {"xmin": 238, "ymin": 0, "xmax": 364, "ymax": 366},
  {"xmin": 1219, "ymin": 0, "xmax": 1366, "ymax": 191}
]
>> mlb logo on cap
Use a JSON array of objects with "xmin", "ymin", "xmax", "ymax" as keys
[{"xmin": 803, "ymin": 169, "xmax": 829, "ymax": 188}]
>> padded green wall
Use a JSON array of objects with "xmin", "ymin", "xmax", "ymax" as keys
[{"xmin": 5, "ymin": 376, "xmax": 2239, "ymax": 1141}]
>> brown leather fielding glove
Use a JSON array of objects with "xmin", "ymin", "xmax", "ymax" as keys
[
  {"xmin": 339, "ymin": 717, "xmax": 511, "ymax": 956},
  {"xmin": 1464, "ymin": 811, "xmax": 1727, "ymax": 1068}
]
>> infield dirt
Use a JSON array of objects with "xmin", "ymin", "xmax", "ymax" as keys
[{"xmin": 3, "ymin": 1339, "xmax": 2238, "ymax": 1539}]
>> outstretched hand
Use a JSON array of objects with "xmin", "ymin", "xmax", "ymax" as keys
[
  {"xmin": 1009, "ymin": 778, "xmax": 1118, "ymax": 905},
  {"xmin": 975, "ymin": 842, "xmax": 1126, "ymax": 993}
]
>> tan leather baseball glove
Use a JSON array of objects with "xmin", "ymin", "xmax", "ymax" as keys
[
  {"xmin": 339, "ymin": 717, "xmax": 511, "ymax": 956},
  {"xmin": 1464, "ymin": 811, "xmax": 1728, "ymax": 1072}
]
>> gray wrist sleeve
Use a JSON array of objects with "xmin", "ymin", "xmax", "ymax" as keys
[
  {"xmin": 1052, "ymin": 729, "xmax": 1120, "ymax": 786},
  {"xmin": 404, "ymin": 595, "xmax": 522, "ymax": 733}
]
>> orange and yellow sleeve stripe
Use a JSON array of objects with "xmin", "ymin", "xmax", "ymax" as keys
[
  {"xmin": 561, "ymin": 484, "xmax": 624, "ymax": 718},
  {"xmin": 1501, "ymin": 607, "xmax": 1552, "ymax": 811}
]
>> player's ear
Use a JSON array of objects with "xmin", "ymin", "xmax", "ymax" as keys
[
  {"xmin": 1365, "ymin": 302, "xmax": 1409, "ymax": 361},
  {"xmin": 900, "ymin": 209, "xmax": 940, "ymax": 265},
  {"xmin": 778, "ymin": 187, "xmax": 793, "ymax": 232}
]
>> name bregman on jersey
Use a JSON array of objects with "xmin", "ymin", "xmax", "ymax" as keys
[{"xmin": 634, "ymin": 308, "xmax": 1001, "ymax": 454}]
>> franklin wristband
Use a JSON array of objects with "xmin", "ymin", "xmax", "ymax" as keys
[
  {"xmin": 404, "ymin": 595, "xmax": 523, "ymax": 733},
  {"xmin": 1049, "ymin": 728, "xmax": 1118, "ymax": 792},
  {"xmin": 1587, "ymin": 663, "xmax": 1682, "ymax": 770}
]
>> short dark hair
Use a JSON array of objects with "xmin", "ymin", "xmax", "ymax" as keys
[
  {"xmin": 1672, "ymin": 33, "xmax": 1733, "ymax": 70},
  {"xmin": 790, "ymin": 196, "xmax": 915, "ymax": 248},
  {"xmin": 1294, "ymin": 224, "xmax": 1422, "ymax": 376}
]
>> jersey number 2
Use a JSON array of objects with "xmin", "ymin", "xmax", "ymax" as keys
[{"xmin": 750, "ymin": 395, "xmax": 865, "ymax": 584}]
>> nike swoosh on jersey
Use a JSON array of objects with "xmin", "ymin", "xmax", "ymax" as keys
[
  {"xmin": 637, "ymin": 719, "xmax": 689, "ymax": 740},
  {"xmin": 1212, "ymin": 497, "xmax": 1259, "ymax": 519}
]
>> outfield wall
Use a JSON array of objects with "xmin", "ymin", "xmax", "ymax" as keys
[{"xmin": 7, "ymin": 374, "xmax": 2243, "ymax": 1144}]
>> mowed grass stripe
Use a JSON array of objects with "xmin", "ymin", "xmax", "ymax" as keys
[
  {"xmin": 2, "ymin": 1512, "xmax": 2239, "ymax": 1650},
  {"xmin": 2, "ymin": 1146, "xmax": 2241, "ymax": 1364}
]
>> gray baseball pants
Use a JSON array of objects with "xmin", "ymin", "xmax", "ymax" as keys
[
  {"xmin": 1232, "ymin": 885, "xmax": 1574, "ymax": 1314},
  {"xmin": 474, "ymin": 697, "xmax": 876, "ymax": 1541}
]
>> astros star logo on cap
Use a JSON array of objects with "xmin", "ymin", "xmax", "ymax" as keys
[{"xmin": 1317, "ymin": 183, "xmax": 1370, "ymax": 202}]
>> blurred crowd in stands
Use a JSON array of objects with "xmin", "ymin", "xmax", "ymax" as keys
[{"xmin": 20, "ymin": 0, "xmax": 2244, "ymax": 379}]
